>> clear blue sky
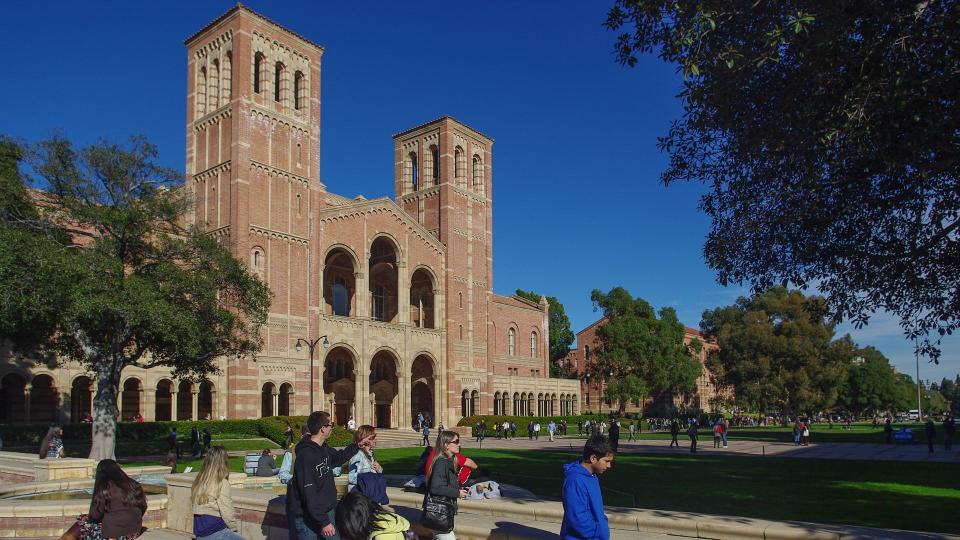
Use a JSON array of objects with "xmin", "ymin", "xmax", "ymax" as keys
[{"xmin": 2, "ymin": 1, "xmax": 955, "ymax": 383}]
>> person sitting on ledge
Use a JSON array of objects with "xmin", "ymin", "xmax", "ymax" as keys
[
  {"xmin": 39, "ymin": 426, "xmax": 64, "ymax": 459},
  {"xmin": 257, "ymin": 448, "xmax": 280, "ymax": 476},
  {"xmin": 61, "ymin": 459, "xmax": 147, "ymax": 540}
]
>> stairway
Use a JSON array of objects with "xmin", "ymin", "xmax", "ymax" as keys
[{"xmin": 374, "ymin": 428, "xmax": 426, "ymax": 448}]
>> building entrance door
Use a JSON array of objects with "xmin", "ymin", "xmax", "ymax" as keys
[
  {"xmin": 375, "ymin": 404, "xmax": 391, "ymax": 428},
  {"xmin": 335, "ymin": 404, "xmax": 350, "ymax": 426}
]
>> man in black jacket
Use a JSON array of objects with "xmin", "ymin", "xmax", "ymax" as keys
[{"xmin": 287, "ymin": 411, "xmax": 374, "ymax": 540}]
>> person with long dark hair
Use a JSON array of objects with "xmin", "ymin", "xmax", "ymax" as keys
[
  {"xmin": 62, "ymin": 459, "xmax": 147, "ymax": 540},
  {"xmin": 335, "ymin": 490, "xmax": 409, "ymax": 540},
  {"xmin": 422, "ymin": 431, "xmax": 468, "ymax": 540}
]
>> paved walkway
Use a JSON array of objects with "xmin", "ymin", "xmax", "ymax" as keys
[{"xmin": 458, "ymin": 434, "xmax": 960, "ymax": 462}]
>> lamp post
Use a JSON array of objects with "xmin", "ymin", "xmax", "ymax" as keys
[
  {"xmin": 584, "ymin": 372, "xmax": 592, "ymax": 412},
  {"xmin": 296, "ymin": 335, "xmax": 330, "ymax": 413}
]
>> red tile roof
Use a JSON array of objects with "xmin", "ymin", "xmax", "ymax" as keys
[{"xmin": 185, "ymin": 3, "xmax": 324, "ymax": 52}]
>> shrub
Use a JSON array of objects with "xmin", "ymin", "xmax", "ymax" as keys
[{"xmin": 457, "ymin": 414, "xmax": 611, "ymax": 436}]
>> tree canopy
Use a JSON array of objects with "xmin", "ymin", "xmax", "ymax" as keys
[
  {"xmin": 701, "ymin": 287, "xmax": 850, "ymax": 416},
  {"xmin": 589, "ymin": 287, "xmax": 701, "ymax": 413},
  {"xmin": 837, "ymin": 346, "xmax": 909, "ymax": 417},
  {"xmin": 606, "ymin": 1, "xmax": 960, "ymax": 361},
  {"xmin": 0, "ymin": 134, "xmax": 270, "ymax": 460},
  {"xmin": 515, "ymin": 288, "xmax": 575, "ymax": 377}
]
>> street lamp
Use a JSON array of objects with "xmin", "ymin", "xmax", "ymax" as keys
[{"xmin": 296, "ymin": 335, "xmax": 330, "ymax": 412}]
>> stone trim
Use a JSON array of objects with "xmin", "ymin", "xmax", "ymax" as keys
[
  {"xmin": 317, "ymin": 197, "xmax": 445, "ymax": 255},
  {"xmin": 192, "ymin": 160, "xmax": 232, "ymax": 182},
  {"xmin": 250, "ymin": 159, "xmax": 310, "ymax": 188},
  {"xmin": 250, "ymin": 103, "xmax": 309, "ymax": 132},
  {"xmin": 249, "ymin": 225, "xmax": 308, "ymax": 246},
  {"xmin": 193, "ymin": 104, "xmax": 232, "ymax": 130}
]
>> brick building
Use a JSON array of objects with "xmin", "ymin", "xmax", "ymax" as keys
[
  {"xmin": 564, "ymin": 317, "xmax": 721, "ymax": 415},
  {"xmin": 0, "ymin": 4, "xmax": 579, "ymax": 428}
]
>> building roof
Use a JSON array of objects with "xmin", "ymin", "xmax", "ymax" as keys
[
  {"xmin": 392, "ymin": 116, "xmax": 493, "ymax": 142},
  {"xmin": 185, "ymin": 3, "xmax": 325, "ymax": 52},
  {"xmin": 492, "ymin": 293, "xmax": 545, "ymax": 312},
  {"xmin": 575, "ymin": 316, "xmax": 707, "ymax": 339}
]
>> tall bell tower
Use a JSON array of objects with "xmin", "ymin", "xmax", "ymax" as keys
[
  {"xmin": 393, "ymin": 117, "xmax": 494, "ymax": 419},
  {"xmin": 184, "ymin": 4, "xmax": 325, "ymax": 418}
]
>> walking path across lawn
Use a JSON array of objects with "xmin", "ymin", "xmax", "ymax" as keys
[{"xmin": 457, "ymin": 435, "xmax": 960, "ymax": 463}]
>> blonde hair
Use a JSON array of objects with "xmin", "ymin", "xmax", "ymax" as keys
[
  {"xmin": 354, "ymin": 425, "xmax": 375, "ymax": 457},
  {"xmin": 191, "ymin": 446, "xmax": 230, "ymax": 506}
]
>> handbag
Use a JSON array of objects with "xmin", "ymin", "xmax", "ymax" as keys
[{"xmin": 420, "ymin": 493, "xmax": 456, "ymax": 532}]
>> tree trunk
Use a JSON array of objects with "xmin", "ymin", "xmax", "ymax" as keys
[{"xmin": 88, "ymin": 369, "xmax": 118, "ymax": 462}]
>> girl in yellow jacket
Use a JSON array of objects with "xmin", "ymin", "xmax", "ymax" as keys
[{"xmin": 335, "ymin": 490, "xmax": 411, "ymax": 540}]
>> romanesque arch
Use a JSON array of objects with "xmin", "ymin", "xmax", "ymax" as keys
[
  {"xmin": 121, "ymin": 378, "xmax": 142, "ymax": 422},
  {"xmin": 0, "ymin": 373, "xmax": 27, "ymax": 424},
  {"xmin": 410, "ymin": 354, "xmax": 435, "ymax": 428},
  {"xmin": 324, "ymin": 346, "xmax": 356, "ymax": 426},
  {"xmin": 409, "ymin": 267, "xmax": 436, "ymax": 329},
  {"xmin": 470, "ymin": 390, "xmax": 479, "ymax": 417},
  {"xmin": 370, "ymin": 349, "xmax": 399, "ymax": 428},
  {"xmin": 155, "ymin": 379, "xmax": 173, "ymax": 421},
  {"xmin": 71, "ymin": 375, "xmax": 93, "ymax": 423},
  {"xmin": 30, "ymin": 374, "xmax": 59, "ymax": 423},
  {"xmin": 262, "ymin": 382, "xmax": 277, "ymax": 417},
  {"xmin": 324, "ymin": 246, "xmax": 358, "ymax": 317},
  {"xmin": 176, "ymin": 380, "xmax": 193, "ymax": 420},
  {"xmin": 198, "ymin": 380, "xmax": 215, "ymax": 420},
  {"xmin": 279, "ymin": 382, "xmax": 293, "ymax": 416},
  {"xmin": 369, "ymin": 236, "xmax": 399, "ymax": 323}
]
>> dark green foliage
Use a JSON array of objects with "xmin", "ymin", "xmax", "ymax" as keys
[
  {"xmin": 837, "ymin": 346, "xmax": 908, "ymax": 416},
  {"xmin": 701, "ymin": 287, "xmax": 850, "ymax": 416},
  {"xmin": 589, "ymin": 287, "xmax": 701, "ymax": 413},
  {"xmin": 605, "ymin": 1, "xmax": 960, "ymax": 361},
  {"xmin": 515, "ymin": 289, "xmax": 576, "ymax": 377}
]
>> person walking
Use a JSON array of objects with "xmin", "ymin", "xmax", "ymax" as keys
[
  {"xmin": 944, "ymin": 415, "xmax": 955, "ymax": 451},
  {"xmin": 884, "ymin": 416, "xmax": 893, "ymax": 444},
  {"xmin": 925, "ymin": 418, "xmax": 936, "ymax": 453},
  {"xmin": 285, "ymin": 423, "xmax": 295, "ymax": 448},
  {"xmin": 713, "ymin": 422, "xmax": 722, "ymax": 448},
  {"xmin": 560, "ymin": 435, "xmax": 613, "ymax": 540},
  {"xmin": 287, "ymin": 411, "xmax": 374, "ymax": 540},
  {"xmin": 687, "ymin": 422, "xmax": 698, "ymax": 453},
  {"xmin": 503, "ymin": 420, "xmax": 510, "ymax": 440},
  {"xmin": 192, "ymin": 446, "xmax": 243, "ymax": 540},
  {"xmin": 510, "ymin": 421, "xmax": 517, "ymax": 439},
  {"xmin": 548, "ymin": 421, "xmax": 556, "ymax": 442},
  {"xmin": 608, "ymin": 420, "xmax": 619, "ymax": 453},
  {"xmin": 421, "ymin": 424, "xmax": 430, "ymax": 447},
  {"xmin": 423, "ymin": 431, "xmax": 469, "ymax": 540},
  {"xmin": 669, "ymin": 419, "xmax": 679, "ymax": 448},
  {"xmin": 534, "ymin": 422, "xmax": 541, "ymax": 440},
  {"xmin": 577, "ymin": 420, "xmax": 583, "ymax": 436},
  {"xmin": 720, "ymin": 419, "xmax": 728, "ymax": 448},
  {"xmin": 627, "ymin": 421, "xmax": 635, "ymax": 442},
  {"xmin": 202, "ymin": 428, "xmax": 213, "ymax": 455},
  {"xmin": 190, "ymin": 426, "xmax": 202, "ymax": 457}
]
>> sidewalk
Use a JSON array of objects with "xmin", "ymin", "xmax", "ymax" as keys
[{"xmin": 459, "ymin": 435, "xmax": 960, "ymax": 462}]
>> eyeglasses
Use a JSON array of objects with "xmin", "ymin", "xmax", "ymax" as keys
[{"xmin": 450, "ymin": 439, "xmax": 461, "ymax": 444}]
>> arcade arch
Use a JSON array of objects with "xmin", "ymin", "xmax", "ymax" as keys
[
  {"xmin": 369, "ymin": 237, "xmax": 399, "ymax": 323},
  {"xmin": 324, "ymin": 346, "xmax": 356, "ymax": 426},
  {"xmin": 369, "ymin": 350, "xmax": 399, "ymax": 428},
  {"xmin": 324, "ymin": 247, "xmax": 357, "ymax": 317}
]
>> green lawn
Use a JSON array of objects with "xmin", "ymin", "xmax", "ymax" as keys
[
  {"xmin": 562, "ymin": 422, "xmax": 931, "ymax": 444},
  {"xmin": 372, "ymin": 447, "xmax": 960, "ymax": 534}
]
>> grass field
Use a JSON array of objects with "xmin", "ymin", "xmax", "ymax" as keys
[{"xmin": 560, "ymin": 422, "xmax": 934, "ymax": 444}]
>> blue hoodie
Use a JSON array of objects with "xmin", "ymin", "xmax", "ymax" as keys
[{"xmin": 560, "ymin": 460, "xmax": 609, "ymax": 540}]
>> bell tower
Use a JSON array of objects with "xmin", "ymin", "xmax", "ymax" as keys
[
  {"xmin": 185, "ymin": 4, "xmax": 325, "ymax": 418},
  {"xmin": 393, "ymin": 117, "xmax": 493, "ymax": 415}
]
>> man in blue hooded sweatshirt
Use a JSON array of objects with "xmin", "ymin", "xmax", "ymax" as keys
[{"xmin": 561, "ymin": 435, "xmax": 614, "ymax": 540}]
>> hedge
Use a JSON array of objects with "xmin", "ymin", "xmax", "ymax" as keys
[
  {"xmin": 0, "ymin": 416, "xmax": 354, "ymax": 450},
  {"xmin": 457, "ymin": 414, "xmax": 611, "ymax": 436}
]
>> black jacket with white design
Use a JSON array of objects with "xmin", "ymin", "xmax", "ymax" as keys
[{"xmin": 285, "ymin": 437, "xmax": 359, "ymax": 529}]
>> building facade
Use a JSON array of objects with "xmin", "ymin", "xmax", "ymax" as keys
[
  {"xmin": 0, "ymin": 5, "xmax": 579, "ymax": 428},
  {"xmin": 565, "ymin": 317, "xmax": 722, "ymax": 415}
]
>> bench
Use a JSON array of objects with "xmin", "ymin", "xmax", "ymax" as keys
[{"xmin": 244, "ymin": 452, "xmax": 261, "ymax": 474}]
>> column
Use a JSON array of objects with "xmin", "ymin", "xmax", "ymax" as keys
[
  {"xmin": 138, "ymin": 387, "xmax": 145, "ymax": 420},
  {"xmin": 24, "ymin": 384, "xmax": 32, "ymax": 423},
  {"xmin": 145, "ymin": 387, "xmax": 156, "ymax": 422},
  {"xmin": 355, "ymin": 272, "xmax": 368, "ymax": 318},
  {"xmin": 353, "ymin": 367, "xmax": 362, "ymax": 425},
  {"xmin": 272, "ymin": 390, "xmax": 279, "ymax": 417},
  {"xmin": 191, "ymin": 389, "xmax": 199, "ymax": 420},
  {"xmin": 398, "ymin": 261, "xmax": 409, "ymax": 324},
  {"xmin": 397, "ymin": 369, "xmax": 407, "ymax": 429},
  {"xmin": 170, "ymin": 390, "xmax": 178, "ymax": 420}
]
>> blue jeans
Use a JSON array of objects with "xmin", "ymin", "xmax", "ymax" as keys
[
  {"xmin": 198, "ymin": 528, "xmax": 245, "ymax": 540},
  {"xmin": 289, "ymin": 510, "xmax": 340, "ymax": 540}
]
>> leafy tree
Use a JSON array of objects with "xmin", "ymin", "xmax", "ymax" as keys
[
  {"xmin": 1, "ymin": 134, "xmax": 270, "ymax": 460},
  {"xmin": 605, "ymin": 1, "xmax": 960, "ymax": 361},
  {"xmin": 701, "ymin": 287, "xmax": 849, "ymax": 416},
  {"xmin": 838, "ymin": 346, "xmax": 902, "ymax": 417},
  {"xmin": 589, "ymin": 287, "xmax": 701, "ymax": 413},
  {"xmin": 516, "ymin": 288, "xmax": 576, "ymax": 378}
]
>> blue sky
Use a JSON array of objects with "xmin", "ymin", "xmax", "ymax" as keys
[{"xmin": 2, "ymin": 1, "xmax": 955, "ymax": 383}]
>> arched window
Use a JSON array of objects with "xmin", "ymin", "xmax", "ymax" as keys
[
  {"xmin": 274, "ymin": 62, "xmax": 286, "ymax": 104},
  {"xmin": 251, "ymin": 247, "xmax": 265, "ymax": 277},
  {"xmin": 208, "ymin": 60, "xmax": 219, "ymax": 112},
  {"xmin": 405, "ymin": 152, "xmax": 418, "ymax": 191},
  {"xmin": 222, "ymin": 51, "xmax": 232, "ymax": 105},
  {"xmin": 508, "ymin": 328, "xmax": 516, "ymax": 356},
  {"xmin": 197, "ymin": 66, "xmax": 207, "ymax": 116},
  {"xmin": 454, "ymin": 146, "xmax": 465, "ymax": 182},
  {"xmin": 294, "ymin": 71, "xmax": 305, "ymax": 110},
  {"xmin": 459, "ymin": 325, "xmax": 463, "ymax": 340},
  {"xmin": 461, "ymin": 390, "xmax": 469, "ymax": 417},
  {"xmin": 372, "ymin": 285, "xmax": 386, "ymax": 321},
  {"xmin": 253, "ymin": 52, "xmax": 265, "ymax": 94},
  {"xmin": 458, "ymin": 292, "xmax": 463, "ymax": 308},
  {"xmin": 333, "ymin": 278, "xmax": 349, "ymax": 316},
  {"xmin": 531, "ymin": 331, "xmax": 538, "ymax": 357},
  {"xmin": 472, "ymin": 154, "xmax": 484, "ymax": 194},
  {"xmin": 430, "ymin": 145, "xmax": 440, "ymax": 184}
]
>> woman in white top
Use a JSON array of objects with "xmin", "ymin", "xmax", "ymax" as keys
[{"xmin": 347, "ymin": 425, "xmax": 382, "ymax": 491}]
